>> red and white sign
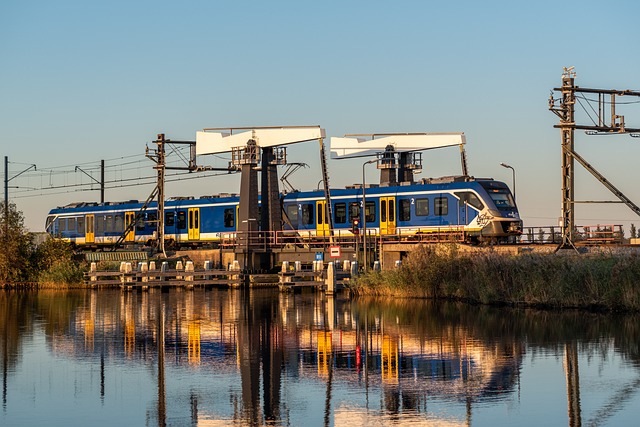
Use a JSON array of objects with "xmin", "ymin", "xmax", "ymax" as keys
[{"xmin": 329, "ymin": 246, "xmax": 341, "ymax": 258}]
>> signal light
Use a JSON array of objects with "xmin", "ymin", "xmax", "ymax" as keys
[{"xmin": 352, "ymin": 219, "xmax": 360, "ymax": 235}]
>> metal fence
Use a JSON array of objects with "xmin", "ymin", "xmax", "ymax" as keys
[{"xmin": 520, "ymin": 225, "xmax": 624, "ymax": 245}]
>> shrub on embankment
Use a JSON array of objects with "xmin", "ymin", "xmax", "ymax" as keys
[
  {"xmin": 351, "ymin": 245, "xmax": 640, "ymax": 311},
  {"xmin": 1, "ymin": 202, "xmax": 84, "ymax": 287},
  {"xmin": 33, "ymin": 238, "xmax": 86, "ymax": 287}
]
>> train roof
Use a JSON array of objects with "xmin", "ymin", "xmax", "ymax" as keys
[{"xmin": 48, "ymin": 176, "xmax": 509, "ymax": 214}]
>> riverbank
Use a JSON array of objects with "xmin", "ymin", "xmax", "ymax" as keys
[{"xmin": 351, "ymin": 245, "xmax": 640, "ymax": 312}]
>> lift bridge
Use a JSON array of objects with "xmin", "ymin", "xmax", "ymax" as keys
[{"xmin": 194, "ymin": 127, "xmax": 467, "ymax": 271}]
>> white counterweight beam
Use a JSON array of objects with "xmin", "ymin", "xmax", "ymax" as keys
[
  {"xmin": 330, "ymin": 132, "xmax": 466, "ymax": 159},
  {"xmin": 196, "ymin": 126, "xmax": 326, "ymax": 155}
]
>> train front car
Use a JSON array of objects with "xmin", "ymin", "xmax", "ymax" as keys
[
  {"xmin": 470, "ymin": 179, "xmax": 522, "ymax": 243},
  {"xmin": 45, "ymin": 203, "xmax": 95, "ymax": 246},
  {"xmin": 45, "ymin": 200, "xmax": 155, "ymax": 249}
]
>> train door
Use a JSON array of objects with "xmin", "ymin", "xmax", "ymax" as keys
[
  {"xmin": 124, "ymin": 212, "xmax": 136, "ymax": 242},
  {"xmin": 379, "ymin": 197, "xmax": 396, "ymax": 235},
  {"xmin": 459, "ymin": 198, "xmax": 467, "ymax": 225},
  {"xmin": 316, "ymin": 200, "xmax": 329, "ymax": 237},
  {"xmin": 85, "ymin": 214, "xmax": 95, "ymax": 244},
  {"xmin": 188, "ymin": 207, "xmax": 200, "ymax": 240}
]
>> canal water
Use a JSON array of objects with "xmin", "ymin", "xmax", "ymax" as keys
[{"xmin": 1, "ymin": 289, "xmax": 639, "ymax": 426}]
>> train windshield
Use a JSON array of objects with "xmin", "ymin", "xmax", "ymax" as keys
[
  {"xmin": 45, "ymin": 215, "xmax": 55, "ymax": 233},
  {"xmin": 488, "ymin": 190, "xmax": 515, "ymax": 209}
]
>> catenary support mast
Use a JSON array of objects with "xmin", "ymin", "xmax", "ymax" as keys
[{"xmin": 549, "ymin": 67, "xmax": 640, "ymax": 250}]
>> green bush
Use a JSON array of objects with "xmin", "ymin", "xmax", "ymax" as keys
[
  {"xmin": 32, "ymin": 238, "xmax": 85, "ymax": 286},
  {"xmin": 0, "ymin": 202, "xmax": 35, "ymax": 283},
  {"xmin": 1, "ymin": 203, "xmax": 85, "ymax": 286}
]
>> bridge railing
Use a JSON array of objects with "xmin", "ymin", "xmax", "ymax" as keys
[
  {"xmin": 219, "ymin": 227, "xmax": 466, "ymax": 250},
  {"xmin": 520, "ymin": 225, "xmax": 624, "ymax": 245}
]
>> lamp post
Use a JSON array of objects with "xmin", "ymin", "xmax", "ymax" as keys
[
  {"xmin": 500, "ymin": 162, "xmax": 516, "ymax": 201},
  {"xmin": 362, "ymin": 159, "xmax": 377, "ymax": 271}
]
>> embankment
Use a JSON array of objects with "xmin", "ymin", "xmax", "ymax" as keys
[{"xmin": 352, "ymin": 244, "xmax": 640, "ymax": 312}]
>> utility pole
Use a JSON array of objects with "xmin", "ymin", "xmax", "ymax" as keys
[
  {"xmin": 75, "ymin": 162, "xmax": 105, "ymax": 204},
  {"xmin": 100, "ymin": 159, "xmax": 105, "ymax": 204},
  {"xmin": 157, "ymin": 135, "xmax": 166, "ymax": 257},
  {"xmin": 144, "ymin": 134, "xmax": 216, "ymax": 256},
  {"xmin": 147, "ymin": 134, "xmax": 167, "ymax": 257},
  {"xmin": 3, "ymin": 156, "xmax": 7, "ymax": 238},
  {"xmin": 3, "ymin": 156, "xmax": 36, "ymax": 238},
  {"xmin": 559, "ymin": 69, "xmax": 576, "ymax": 250},
  {"xmin": 549, "ymin": 67, "xmax": 640, "ymax": 250}
]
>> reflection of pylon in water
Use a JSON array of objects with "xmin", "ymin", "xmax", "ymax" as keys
[
  {"xmin": 382, "ymin": 335, "xmax": 398, "ymax": 384},
  {"xmin": 85, "ymin": 317, "xmax": 94, "ymax": 352},
  {"xmin": 563, "ymin": 342, "xmax": 581, "ymax": 427},
  {"xmin": 317, "ymin": 331, "xmax": 332, "ymax": 377},
  {"xmin": 188, "ymin": 322, "xmax": 201, "ymax": 364},
  {"xmin": 125, "ymin": 317, "xmax": 135, "ymax": 356}
]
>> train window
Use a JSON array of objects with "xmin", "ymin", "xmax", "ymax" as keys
[
  {"xmin": 166, "ymin": 212, "xmax": 175, "ymax": 227},
  {"xmin": 137, "ymin": 215, "xmax": 146, "ymax": 231},
  {"xmin": 59, "ymin": 218, "xmax": 67, "ymax": 232},
  {"xmin": 348, "ymin": 202, "xmax": 360, "ymax": 222},
  {"xmin": 177, "ymin": 211, "xmax": 187, "ymax": 229},
  {"xmin": 68, "ymin": 217, "xmax": 76, "ymax": 232},
  {"xmin": 435, "ymin": 197, "xmax": 448, "ymax": 216},
  {"xmin": 45, "ymin": 216, "xmax": 55, "ymax": 233},
  {"xmin": 389, "ymin": 200, "xmax": 395, "ymax": 222},
  {"xmin": 416, "ymin": 198, "xmax": 429, "ymax": 216},
  {"xmin": 77, "ymin": 217, "xmax": 84, "ymax": 233},
  {"xmin": 106, "ymin": 215, "xmax": 114, "ymax": 232},
  {"xmin": 399, "ymin": 199, "xmax": 411, "ymax": 221},
  {"xmin": 96, "ymin": 215, "xmax": 105, "ymax": 233},
  {"xmin": 334, "ymin": 203, "xmax": 346, "ymax": 224},
  {"xmin": 115, "ymin": 215, "xmax": 124, "ymax": 233},
  {"xmin": 316, "ymin": 203, "xmax": 324, "ymax": 225},
  {"xmin": 381, "ymin": 200, "xmax": 387, "ymax": 222},
  {"xmin": 489, "ymin": 191, "xmax": 515, "ymax": 208},
  {"xmin": 456, "ymin": 191, "xmax": 484, "ymax": 210},
  {"xmin": 301, "ymin": 204, "xmax": 314, "ymax": 225},
  {"xmin": 286, "ymin": 204, "xmax": 298, "ymax": 222},
  {"xmin": 365, "ymin": 201, "xmax": 375, "ymax": 223},
  {"xmin": 224, "ymin": 208, "xmax": 234, "ymax": 228},
  {"xmin": 146, "ymin": 212, "xmax": 157, "ymax": 229}
]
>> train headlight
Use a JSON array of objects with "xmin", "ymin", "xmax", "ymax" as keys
[{"xmin": 508, "ymin": 221, "xmax": 522, "ymax": 233}]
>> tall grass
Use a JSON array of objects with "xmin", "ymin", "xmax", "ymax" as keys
[{"xmin": 352, "ymin": 245, "xmax": 640, "ymax": 311}]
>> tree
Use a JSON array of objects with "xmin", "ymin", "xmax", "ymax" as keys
[
  {"xmin": 631, "ymin": 223, "xmax": 637, "ymax": 239},
  {"xmin": 0, "ymin": 201, "xmax": 35, "ymax": 283}
]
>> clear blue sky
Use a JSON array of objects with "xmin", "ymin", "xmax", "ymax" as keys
[{"xmin": 2, "ymin": 0, "xmax": 640, "ymax": 232}]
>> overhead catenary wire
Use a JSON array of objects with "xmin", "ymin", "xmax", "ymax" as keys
[
  {"xmin": 7, "ymin": 145, "xmax": 236, "ymax": 200},
  {"xmin": 11, "ymin": 169, "xmax": 238, "ymax": 199},
  {"xmin": 575, "ymin": 94, "xmax": 599, "ymax": 126}
]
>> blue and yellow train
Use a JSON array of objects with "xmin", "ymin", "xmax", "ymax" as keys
[{"xmin": 45, "ymin": 176, "xmax": 522, "ymax": 247}]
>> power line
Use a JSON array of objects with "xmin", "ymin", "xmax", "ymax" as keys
[
  {"xmin": 11, "ymin": 169, "xmax": 238, "ymax": 199},
  {"xmin": 577, "ymin": 96, "xmax": 640, "ymax": 105},
  {"xmin": 7, "ymin": 142, "xmax": 237, "ymax": 199}
]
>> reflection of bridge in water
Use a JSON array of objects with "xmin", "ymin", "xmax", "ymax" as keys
[
  {"xmin": 4, "ymin": 291, "xmax": 640, "ymax": 425},
  {"xmin": 66, "ymin": 290, "xmax": 523, "ymax": 425}
]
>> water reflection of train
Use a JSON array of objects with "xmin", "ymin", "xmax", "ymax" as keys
[
  {"xmin": 45, "ymin": 176, "xmax": 521, "ymax": 247},
  {"xmin": 68, "ymin": 291, "xmax": 522, "ymax": 401}
]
